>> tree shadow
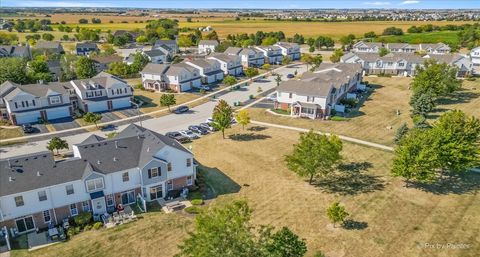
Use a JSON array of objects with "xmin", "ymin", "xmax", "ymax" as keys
[
  {"xmin": 343, "ymin": 219, "xmax": 369, "ymax": 230},
  {"xmin": 197, "ymin": 165, "xmax": 241, "ymax": 200},
  {"xmin": 134, "ymin": 95, "xmax": 157, "ymax": 108},
  {"xmin": 313, "ymin": 162, "xmax": 385, "ymax": 195},
  {"xmin": 229, "ymin": 133, "xmax": 271, "ymax": 141},
  {"xmin": 408, "ymin": 172, "xmax": 480, "ymax": 195},
  {"xmin": 248, "ymin": 126, "xmax": 267, "ymax": 132},
  {"xmin": 436, "ymin": 90, "xmax": 480, "ymax": 105}
]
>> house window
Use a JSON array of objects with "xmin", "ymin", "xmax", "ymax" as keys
[
  {"xmin": 66, "ymin": 184, "xmax": 74, "ymax": 195},
  {"xmin": 121, "ymin": 191, "xmax": 135, "ymax": 205},
  {"xmin": 43, "ymin": 210, "xmax": 51, "ymax": 223},
  {"xmin": 38, "ymin": 190, "xmax": 47, "ymax": 201},
  {"xmin": 14, "ymin": 196, "xmax": 24, "ymax": 207},
  {"xmin": 86, "ymin": 92, "xmax": 93, "ymax": 97},
  {"xmin": 167, "ymin": 162, "xmax": 172, "ymax": 171},
  {"xmin": 106, "ymin": 194, "xmax": 114, "ymax": 206},
  {"xmin": 21, "ymin": 102, "xmax": 25, "ymax": 108},
  {"xmin": 150, "ymin": 185, "xmax": 163, "ymax": 200},
  {"xmin": 148, "ymin": 167, "xmax": 160, "ymax": 178},
  {"xmin": 167, "ymin": 180, "xmax": 173, "ymax": 191},
  {"xmin": 49, "ymin": 96, "xmax": 61, "ymax": 105},
  {"xmin": 82, "ymin": 201, "xmax": 90, "ymax": 212},
  {"xmin": 32, "ymin": 100, "xmax": 35, "ymax": 106},
  {"xmin": 70, "ymin": 204, "xmax": 78, "ymax": 216},
  {"xmin": 289, "ymin": 93, "xmax": 293, "ymax": 99},
  {"xmin": 122, "ymin": 172, "xmax": 129, "ymax": 182},
  {"xmin": 187, "ymin": 176, "xmax": 193, "ymax": 186},
  {"xmin": 15, "ymin": 217, "xmax": 35, "ymax": 233},
  {"xmin": 307, "ymin": 96, "xmax": 315, "ymax": 102},
  {"xmin": 86, "ymin": 178, "xmax": 104, "ymax": 192},
  {"xmin": 94, "ymin": 91, "xmax": 102, "ymax": 96},
  {"xmin": 14, "ymin": 102, "xmax": 18, "ymax": 108},
  {"xmin": 186, "ymin": 158, "xmax": 191, "ymax": 167},
  {"xmin": 398, "ymin": 62, "xmax": 405, "ymax": 67}
]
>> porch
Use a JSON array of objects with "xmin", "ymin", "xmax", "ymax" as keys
[
  {"xmin": 143, "ymin": 80, "xmax": 170, "ymax": 92},
  {"xmin": 291, "ymin": 102, "xmax": 324, "ymax": 119}
]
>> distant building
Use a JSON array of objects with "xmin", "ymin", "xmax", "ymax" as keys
[
  {"xmin": 274, "ymin": 42, "xmax": 301, "ymax": 60},
  {"xmin": 207, "ymin": 53, "xmax": 243, "ymax": 76},
  {"xmin": 470, "ymin": 47, "xmax": 480, "ymax": 66},
  {"xmin": 198, "ymin": 40, "xmax": 219, "ymax": 54},
  {"xmin": 224, "ymin": 47, "xmax": 265, "ymax": 68},
  {"xmin": 0, "ymin": 45, "xmax": 31, "ymax": 59},
  {"xmin": 140, "ymin": 63, "xmax": 201, "ymax": 92},
  {"xmin": 352, "ymin": 41, "xmax": 451, "ymax": 55},
  {"xmin": 35, "ymin": 41, "xmax": 64, "ymax": 55},
  {"xmin": 153, "ymin": 40, "xmax": 178, "ymax": 55},
  {"xmin": 254, "ymin": 45, "xmax": 283, "ymax": 64},
  {"xmin": 185, "ymin": 59, "xmax": 224, "ymax": 84},
  {"xmin": 75, "ymin": 42, "xmax": 99, "ymax": 56},
  {"xmin": 91, "ymin": 55, "xmax": 124, "ymax": 72}
]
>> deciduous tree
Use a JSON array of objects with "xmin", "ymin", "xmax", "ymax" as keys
[
  {"xmin": 236, "ymin": 109, "xmax": 250, "ymax": 130},
  {"xmin": 46, "ymin": 137, "xmax": 69, "ymax": 155},
  {"xmin": 326, "ymin": 202, "xmax": 349, "ymax": 228},
  {"xmin": 75, "ymin": 56, "xmax": 96, "ymax": 79},
  {"xmin": 212, "ymin": 100, "xmax": 233, "ymax": 139},
  {"xmin": 160, "ymin": 94, "xmax": 176, "ymax": 112},
  {"xmin": 83, "ymin": 112, "xmax": 102, "ymax": 128}
]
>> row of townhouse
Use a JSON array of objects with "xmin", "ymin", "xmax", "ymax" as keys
[
  {"xmin": 0, "ymin": 72, "xmax": 133, "ymax": 125},
  {"xmin": 140, "ymin": 58, "xmax": 227, "ymax": 93},
  {"xmin": 0, "ymin": 124, "xmax": 196, "ymax": 234},
  {"xmin": 470, "ymin": 46, "xmax": 480, "ymax": 66},
  {"xmin": 223, "ymin": 42, "xmax": 301, "ymax": 68},
  {"xmin": 274, "ymin": 63, "xmax": 363, "ymax": 119},
  {"xmin": 341, "ymin": 52, "xmax": 473, "ymax": 77},
  {"xmin": 352, "ymin": 41, "xmax": 451, "ymax": 55}
]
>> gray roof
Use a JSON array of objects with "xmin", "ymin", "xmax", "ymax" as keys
[
  {"xmin": 224, "ymin": 47, "xmax": 243, "ymax": 55},
  {"xmin": 35, "ymin": 41, "xmax": 63, "ymax": 51},
  {"xmin": 185, "ymin": 59, "xmax": 215, "ymax": 69},
  {"xmin": 199, "ymin": 40, "xmax": 219, "ymax": 46},
  {"xmin": 143, "ymin": 49, "xmax": 166, "ymax": 58},
  {"xmin": 1, "ymin": 81, "xmax": 71, "ymax": 101},
  {"xmin": 154, "ymin": 40, "xmax": 177, "ymax": 49},
  {"xmin": 166, "ymin": 63, "xmax": 198, "ymax": 76},
  {"xmin": 141, "ymin": 63, "xmax": 170, "ymax": 76},
  {"xmin": 278, "ymin": 79, "xmax": 333, "ymax": 97},
  {"xmin": 275, "ymin": 42, "xmax": 299, "ymax": 48},
  {"xmin": 0, "ymin": 45, "xmax": 30, "ymax": 57},
  {"xmin": 0, "ymin": 124, "xmax": 191, "ymax": 197},
  {"xmin": 76, "ymin": 42, "xmax": 98, "ymax": 49},
  {"xmin": 91, "ymin": 54, "xmax": 123, "ymax": 64},
  {"xmin": 209, "ymin": 53, "xmax": 238, "ymax": 63},
  {"xmin": 70, "ymin": 72, "xmax": 128, "ymax": 92}
]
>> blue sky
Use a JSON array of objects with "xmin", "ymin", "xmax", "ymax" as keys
[{"xmin": 1, "ymin": 0, "xmax": 479, "ymax": 9}]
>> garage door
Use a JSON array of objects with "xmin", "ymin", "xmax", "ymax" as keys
[
  {"xmin": 112, "ymin": 99, "xmax": 131, "ymax": 109},
  {"xmin": 46, "ymin": 108, "xmax": 70, "ymax": 120},
  {"xmin": 15, "ymin": 112, "xmax": 41, "ymax": 124},
  {"xmin": 87, "ymin": 102, "xmax": 108, "ymax": 112}
]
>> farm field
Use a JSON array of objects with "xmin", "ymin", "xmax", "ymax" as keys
[
  {"xmin": 12, "ymin": 126, "xmax": 480, "ymax": 257},
  {"xmin": 377, "ymin": 30, "xmax": 462, "ymax": 46},
  {"xmin": 248, "ymin": 77, "xmax": 480, "ymax": 146}
]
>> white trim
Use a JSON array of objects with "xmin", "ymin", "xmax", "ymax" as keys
[
  {"xmin": 15, "ymin": 215, "xmax": 36, "ymax": 233},
  {"xmin": 69, "ymin": 203, "xmax": 78, "ymax": 216},
  {"xmin": 42, "ymin": 210, "xmax": 51, "ymax": 224}
]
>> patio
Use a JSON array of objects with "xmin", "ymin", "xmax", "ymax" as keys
[
  {"xmin": 27, "ymin": 227, "xmax": 65, "ymax": 251},
  {"xmin": 103, "ymin": 205, "xmax": 138, "ymax": 229}
]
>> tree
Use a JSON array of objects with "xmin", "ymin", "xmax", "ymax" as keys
[
  {"xmin": 0, "ymin": 57, "xmax": 28, "ymax": 84},
  {"xmin": 136, "ymin": 35, "xmax": 148, "ymax": 44},
  {"xmin": 411, "ymin": 60, "xmax": 461, "ymax": 97},
  {"xmin": 275, "ymin": 74, "xmax": 282, "ymax": 86},
  {"xmin": 236, "ymin": 109, "xmax": 250, "ymax": 130},
  {"xmin": 326, "ymin": 202, "xmax": 349, "ymax": 228},
  {"xmin": 160, "ymin": 94, "xmax": 176, "ymax": 112},
  {"xmin": 261, "ymin": 63, "xmax": 271, "ymax": 70},
  {"xmin": 129, "ymin": 52, "xmax": 149, "ymax": 73},
  {"xmin": 364, "ymin": 31, "xmax": 377, "ymax": 38},
  {"xmin": 282, "ymin": 56, "xmax": 292, "ymax": 65},
  {"xmin": 263, "ymin": 227, "xmax": 307, "ymax": 257},
  {"xmin": 339, "ymin": 34, "xmax": 355, "ymax": 49},
  {"xmin": 41, "ymin": 33, "xmax": 54, "ymax": 41},
  {"xmin": 83, "ymin": 112, "xmax": 102, "ymax": 128},
  {"xmin": 78, "ymin": 18, "xmax": 88, "ymax": 24},
  {"xmin": 261, "ymin": 37, "xmax": 277, "ymax": 46},
  {"xmin": 212, "ymin": 100, "xmax": 233, "ymax": 139},
  {"xmin": 410, "ymin": 91, "xmax": 435, "ymax": 117},
  {"xmin": 108, "ymin": 62, "xmax": 130, "ymax": 78},
  {"xmin": 382, "ymin": 27, "xmax": 404, "ymax": 35},
  {"xmin": 46, "ymin": 137, "xmax": 69, "ymax": 155},
  {"xmin": 244, "ymin": 67, "xmax": 259, "ymax": 79},
  {"xmin": 285, "ymin": 130, "xmax": 343, "ymax": 184},
  {"xmin": 330, "ymin": 48, "xmax": 344, "ymax": 63},
  {"xmin": 75, "ymin": 56, "xmax": 96, "ymax": 79},
  {"xmin": 301, "ymin": 54, "xmax": 313, "ymax": 71},
  {"xmin": 223, "ymin": 75, "xmax": 237, "ymax": 87},
  {"xmin": 27, "ymin": 58, "xmax": 53, "ymax": 83},
  {"xmin": 311, "ymin": 55, "xmax": 323, "ymax": 70},
  {"xmin": 178, "ymin": 34, "xmax": 194, "ymax": 49},
  {"xmin": 379, "ymin": 47, "xmax": 390, "ymax": 57},
  {"xmin": 394, "ymin": 123, "xmax": 409, "ymax": 144}
]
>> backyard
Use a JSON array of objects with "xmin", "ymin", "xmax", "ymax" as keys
[
  {"xmin": 10, "ymin": 126, "xmax": 480, "ymax": 257},
  {"xmin": 249, "ymin": 77, "xmax": 480, "ymax": 146}
]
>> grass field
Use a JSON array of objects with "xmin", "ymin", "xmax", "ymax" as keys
[
  {"xmin": 249, "ymin": 77, "xmax": 480, "ymax": 146},
  {"xmin": 377, "ymin": 30, "xmax": 462, "ymax": 46},
  {"xmin": 11, "ymin": 126, "xmax": 480, "ymax": 257},
  {"xmin": 0, "ymin": 127, "xmax": 23, "ymax": 140}
]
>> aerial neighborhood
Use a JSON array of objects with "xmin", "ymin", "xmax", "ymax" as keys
[{"xmin": 0, "ymin": 4, "xmax": 479, "ymax": 257}]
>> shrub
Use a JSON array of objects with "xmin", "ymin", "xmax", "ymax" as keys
[
  {"xmin": 74, "ymin": 212, "xmax": 92, "ymax": 227},
  {"xmin": 134, "ymin": 83, "xmax": 145, "ymax": 90},
  {"xmin": 199, "ymin": 89, "xmax": 206, "ymax": 95},
  {"xmin": 93, "ymin": 222, "xmax": 103, "ymax": 230},
  {"xmin": 340, "ymin": 98, "xmax": 358, "ymax": 108},
  {"xmin": 184, "ymin": 206, "xmax": 202, "ymax": 214},
  {"xmin": 191, "ymin": 199, "xmax": 204, "ymax": 205},
  {"xmin": 83, "ymin": 225, "xmax": 92, "ymax": 231},
  {"xmin": 330, "ymin": 116, "xmax": 350, "ymax": 121},
  {"xmin": 67, "ymin": 228, "xmax": 76, "ymax": 238}
]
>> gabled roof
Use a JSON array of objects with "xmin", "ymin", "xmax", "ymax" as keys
[
  {"xmin": 1, "ymin": 81, "xmax": 71, "ymax": 101},
  {"xmin": 275, "ymin": 42, "xmax": 299, "ymax": 48},
  {"xmin": 0, "ymin": 45, "xmax": 30, "ymax": 57},
  {"xmin": 198, "ymin": 40, "xmax": 219, "ymax": 46},
  {"xmin": 209, "ymin": 53, "xmax": 238, "ymax": 63},
  {"xmin": 91, "ymin": 54, "xmax": 123, "ymax": 64},
  {"xmin": 76, "ymin": 42, "xmax": 98, "ymax": 49},
  {"xmin": 143, "ymin": 49, "xmax": 166, "ymax": 58},
  {"xmin": 35, "ymin": 41, "xmax": 63, "ymax": 50},
  {"xmin": 185, "ymin": 59, "xmax": 215, "ymax": 69},
  {"xmin": 224, "ymin": 47, "xmax": 243, "ymax": 55},
  {"xmin": 70, "ymin": 72, "xmax": 128, "ymax": 92},
  {"xmin": 140, "ymin": 63, "xmax": 170, "ymax": 76}
]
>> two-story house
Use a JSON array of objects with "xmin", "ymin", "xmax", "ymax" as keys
[
  {"xmin": 75, "ymin": 42, "xmax": 99, "ymax": 56},
  {"xmin": 470, "ymin": 46, "xmax": 480, "ymax": 66},
  {"xmin": 207, "ymin": 53, "xmax": 243, "ymax": 76},
  {"xmin": 35, "ymin": 41, "xmax": 64, "ymax": 55},
  {"xmin": 0, "ymin": 45, "xmax": 32, "ymax": 59},
  {"xmin": 275, "ymin": 63, "xmax": 363, "ymax": 119},
  {"xmin": 254, "ymin": 46, "xmax": 283, "ymax": 64},
  {"xmin": 198, "ymin": 40, "xmax": 219, "ymax": 54},
  {"xmin": 352, "ymin": 41, "xmax": 451, "ymax": 55},
  {"xmin": 153, "ymin": 40, "xmax": 178, "ymax": 55},
  {"xmin": 140, "ymin": 63, "xmax": 201, "ymax": 92},
  {"xmin": 69, "ymin": 72, "xmax": 133, "ymax": 113},
  {"xmin": 224, "ymin": 47, "xmax": 265, "ymax": 68},
  {"xmin": 274, "ymin": 42, "xmax": 301, "ymax": 60},
  {"xmin": 351, "ymin": 41, "xmax": 384, "ymax": 53},
  {"xmin": 184, "ymin": 59, "xmax": 224, "ymax": 84},
  {"xmin": 0, "ymin": 124, "xmax": 196, "ymax": 234},
  {"xmin": 0, "ymin": 81, "xmax": 74, "ymax": 125}
]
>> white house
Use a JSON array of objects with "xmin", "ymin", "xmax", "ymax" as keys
[
  {"xmin": 275, "ymin": 63, "xmax": 363, "ymax": 119},
  {"xmin": 140, "ymin": 63, "xmax": 202, "ymax": 92},
  {"xmin": 254, "ymin": 45, "xmax": 283, "ymax": 64},
  {"xmin": 470, "ymin": 47, "xmax": 480, "ymax": 66},
  {"xmin": 185, "ymin": 59, "xmax": 224, "ymax": 84},
  {"xmin": 207, "ymin": 54, "xmax": 243, "ymax": 76},
  {"xmin": 224, "ymin": 47, "xmax": 265, "ymax": 68},
  {"xmin": 153, "ymin": 40, "xmax": 178, "ymax": 55},
  {"xmin": 352, "ymin": 41, "xmax": 451, "ymax": 55},
  {"xmin": 198, "ymin": 40, "xmax": 219, "ymax": 54},
  {"xmin": 274, "ymin": 42, "xmax": 301, "ymax": 60},
  {"xmin": 0, "ymin": 124, "xmax": 196, "ymax": 234}
]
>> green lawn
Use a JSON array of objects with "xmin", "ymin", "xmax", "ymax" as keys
[{"xmin": 376, "ymin": 30, "xmax": 463, "ymax": 45}]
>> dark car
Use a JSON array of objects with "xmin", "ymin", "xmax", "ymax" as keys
[
  {"xmin": 286, "ymin": 74, "xmax": 295, "ymax": 79},
  {"xmin": 166, "ymin": 131, "xmax": 191, "ymax": 143},
  {"xmin": 188, "ymin": 125, "xmax": 209, "ymax": 135},
  {"xmin": 174, "ymin": 105, "xmax": 189, "ymax": 114},
  {"xmin": 22, "ymin": 124, "xmax": 35, "ymax": 133},
  {"xmin": 199, "ymin": 122, "xmax": 216, "ymax": 131}
]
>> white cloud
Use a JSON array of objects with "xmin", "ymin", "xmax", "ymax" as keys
[
  {"xmin": 364, "ymin": 2, "xmax": 391, "ymax": 6},
  {"xmin": 400, "ymin": 0, "xmax": 420, "ymax": 4}
]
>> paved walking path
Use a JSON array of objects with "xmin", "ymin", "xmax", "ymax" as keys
[{"xmin": 250, "ymin": 120, "xmax": 395, "ymax": 152}]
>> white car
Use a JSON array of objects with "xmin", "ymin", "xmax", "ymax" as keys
[
  {"xmin": 266, "ymin": 92, "xmax": 277, "ymax": 101},
  {"xmin": 179, "ymin": 130, "xmax": 200, "ymax": 139},
  {"xmin": 205, "ymin": 117, "xmax": 214, "ymax": 123}
]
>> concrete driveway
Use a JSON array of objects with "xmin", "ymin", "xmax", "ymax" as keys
[{"xmin": 50, "ymin": 117, "xmax": 81, "ymax": 131}]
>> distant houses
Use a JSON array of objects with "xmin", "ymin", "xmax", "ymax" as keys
[
  {"xmin": 75, "ymin": 42, "xmax": 99, "ymax": 56},
  {"xmin": 254, "ymin": 45, "xmax": 283, "ymax": 64},
  {"xmin": 35, "ymin": 41, "xmax": 64, "ymax": 55},
  {"xmin": 185, "ymin": 59, "xmax": 224, "ymax": 84},
  {"xmin": 470, "ymin": 46, "xmax": 480, "ymax": 66},
  {"xmin": 207, "ymin": 53, "xmax": 243, "ymax": 76},
  {"xmin": 0, "ymin": 72, "xmax": 133, "ymax": 125},
  {"xmin": 274, "ymin": 42, "xmax": 301, "ymax": 60},
  {"xmin": 153, "ymin": 40, "xmax": 179, "ymax": 55},
  {"xmin": 0, "ymin": 45, "xmax": 31, "ymax": 59},
  {"xmin": 91, "ymin": 55, "xmax": 124, "ymax": 73},
  {"xmin": 352, "ymin": 41, "xmax": 451, "ymax": 55},
  {"xmin": 198, "ymin": 40, "xmax": 219, "ymax": 54},
  {"xmin": 224, "ymin": 47, "xmax": 265, "ymax": 68},
  {"xmin": 140, "ymin": 63, "xmax": 202, "ymax": 93}
]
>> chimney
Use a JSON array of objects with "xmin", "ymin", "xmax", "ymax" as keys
[
  {"xmin": 9, "ymin": 176, "xmax": 14, "ymax": 182},
  {"xmin": 113, "ymin": 157, "xmax": 117, "ymax": 162},
  {"xmin": 97, "ymin": 160, "xmax": 101, "ymax": 165},
  {"xmin": 36, "ymin": 171, "xmax": 42, "ymax": 176},
  {"xmin": 115, "ymin": 141, "xmax": 118, "ymax": 149}
]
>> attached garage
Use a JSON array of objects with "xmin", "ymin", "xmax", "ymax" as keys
[
  {"xmin": 46, "ymin": 107, "xmax": 70, "ymax": 120},
  {"xmin": 14, "ymin": 111, "xmax": 41, "ymax": 124},
  {"xmin": 112, "ymin": 98, "xmax": 131, "ymax": 109},
  {"xmin": 85, "ymin": 101, "xmax": 108, "ymax": 113}
]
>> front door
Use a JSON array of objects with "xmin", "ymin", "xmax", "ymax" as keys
[
  {"xmin": 91, "ymin": 197, "xmax": 107, "ymax": 215},
  {"xmin": 15, "ymin": 216, "xmax": 35, "ymax": 233}
]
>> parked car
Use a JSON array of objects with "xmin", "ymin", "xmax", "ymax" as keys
[
  {"xmin": 198, "ymin": 85, "xmax": 212, "ymax": 91},
  {"xmin": 174, "ymin": 105, "xmax": 189, "ymax": 114},
  {"xmin": 179, "ymin": 130, "xmax": 200, "ymax": 139},
  {"xmin": 188, "ymin": 125, "xmax": 209, "ymax": 135},
  {"xmin": 286, "ymin": 74, "xmax": 295, "ymax": 79},
  {"xmin": 205, "ymin": 117, "xmax": 214, "ymax": 123},
  {"xmin": 266, "ymin": 92, "xmax": 277, "ymax": 101},
  {"xmin": 22, "ymin": 124, "xmax": 35, "ymax": 133},
  {"xmin": 165, "ymin": 131, "xmax": 191, "ymax": 143},
  {"xmin": 199, "ymin": 122, "xmax": 216, "ymax": 131}
]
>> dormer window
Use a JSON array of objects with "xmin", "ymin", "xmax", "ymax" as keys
[
  {"xmin": 86, "ymin": 178, "xmax": 104, "ymax": 192},
  {"xmin": 167, "ymin": 162, "xmax": 172, "ymax": 171},
  {"xmin": 148, "ymin": 167, "xmax": 160, "ymax": 178},
  {"xmin": 49, "ymin": 96, "xmax": 61, "ymax": 105}
]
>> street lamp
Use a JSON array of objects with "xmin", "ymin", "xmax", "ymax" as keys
[{"xmin": 130, "ymin": 101, "xmax": 142, "ymax": 127}]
